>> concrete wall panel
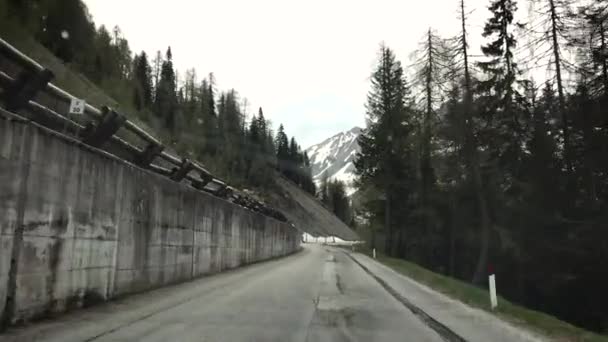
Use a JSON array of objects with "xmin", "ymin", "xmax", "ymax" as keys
[{"xmin": 0, "ymin": 116, "xmax": 299, "ymax": 326}]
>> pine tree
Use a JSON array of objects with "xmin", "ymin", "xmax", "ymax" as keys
[
  {"xmin": 152, "ymin": 50, "xmax": 162, "ymax": 95},
  {"xmin": 472, "ymin": 0, "xmax": 524, "ymax": 283},
  {"xmin": 328, "ymin": 180, "xmax": 350, "ymax": 223},
  {"xmin": 546, "ymin": 0, "xmax": 574, "ymax": 175},
  {"xmin": 244, "ymin": 109, "xmax": 265, "ymax": 185},
  {"xmin": 275, "ymin": 124, "xmax": 290, "ymax": 173},
  {"xmin": 354, "ymin": 44, "xmax": 416, "ymax": 256},
  {"xmin": 133, "ymin": 51, "xmax": 153, "ymax": 110},
  {"xmin": 207, "ymin": 73, "xmax": 216, "ymax": 116},
  {"xmin": 412, "ymin": 28, "xmax": 451, "ymax": 237},
  {"xmin": 573, "ymin": 3, "xmax": 608, "ymax": 99},
  {"xmin": 249, "ymin": 114, "xmax": 260, "ymax": 144},
  {"xmin": 572, "ymin": 4, "xmax": 608, "ymax": 205},
  {"xmin": 453, "ymin": 0, "xmax": 494, "ymax": 284},
  {"xmin": 288, "ymin": 137, "xmax": 300, "ymax": 183},
  {"xmin": 198, "ymin": 78, "xmax": 218, "ymax": 156},
  {"xmin": 256, "ymin": 108, "xmax": 267, "ymax": 150},
  {"xmin": 111, "ymin": 26, "xmax": 132, "ymax": 80},
  {"xmin": 477, "ymin": 0, "xmax": 525, "ymax": 164},
  {"xmin": 154, "ymin": 47, "xmax": 179, "ymax": 134},
  {"xmin": 527, "ymin": 82, "xmax": 560, "ymax": 211},
  {"xmin": 319, "ymin": 171, "xmax": 330, "ymax": 204},
  {"xmin": 301, "ymin": 151, "xmax": 316, "ymax": 195}
]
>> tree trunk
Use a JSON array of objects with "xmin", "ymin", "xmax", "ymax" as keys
[
  {"xmin": 370, "ymin": 224, "xmax": 377, "ymax": 250},
  {"xmin": 549, "ymin": 0, "xmax": 574, "ymax": 177},
  {"xmin": 471, "ymin": 176, "xmax": 491, "ymax": 284},
  {"xmin": 421, "ymin": 28, "xmax": 434, "ymax": 241},
  {"xmin": 449, "ymin": 192, "xmax": 457, "ymax": 277},
  {"xmin": 399, "ymin": 223, "xmax": 407, "ymax": 258},
  {"xmin": 600, "ymin": 21, "xmax": 608, "ymax": 98},
  {"xmin": 384, "ymin": 189, "xmax": 392, "ymax": 256},
  {"xmin": 460, "ymin": 0, "xmax": 493, "ymax": 284},
  {"xmin": 598, "ymin": 22, "xmax": 608, "ymax": 186},
  {"xmin": 393, "ymin": 227, "xmax": 402, "ymax": 258},
  {"xmin": 583, "ymin": 120, "xmax": 598, "ymax": 207}
]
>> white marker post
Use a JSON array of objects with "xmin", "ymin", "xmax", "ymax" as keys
[
  {"xmin": 69, "ymin": 98, "xmax": 86, "ymax": 115},
  {"xmin": 372, "ymin": 248, "xmax": 376, "ymax": 259},
  {"xmin": 489, "ymin": 274, "xmax": 498, "ymax": 309}
]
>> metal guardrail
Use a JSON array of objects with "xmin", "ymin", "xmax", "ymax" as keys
[{"xmin": 0, "ymin": 37, "xmax": 288, "ymax": 223}]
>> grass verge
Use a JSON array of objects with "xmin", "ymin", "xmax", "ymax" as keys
[{"xmin": 352, "ymin": 246, "xmax": 608, "ymax": 342}]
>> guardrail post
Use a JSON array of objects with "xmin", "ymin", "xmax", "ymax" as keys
[
  {"xmin": 214, "ymin": 184, "xmax": 229, "ymax": 198},
  {"xmin": 136, "ymin": 143, "xmax": 164, "ymax": 167},
  {"xmin": 3, "ymin": 69, "xmax": 54, "ymax": 112},
  {"xmin": 190, "ymin": 172, "xmax": 213, "ymax": 190},
  {"xmin": 82, "ymin": 106, "xmax": 126, "ymax": 147},
  {"xmin": 170, "ymin": 159, "xmax": 195, "ymax": 182}
]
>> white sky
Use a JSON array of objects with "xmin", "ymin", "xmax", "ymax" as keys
[{"xmin": 84, "ymin": 0, "xmax": 496, "ymax": 147}]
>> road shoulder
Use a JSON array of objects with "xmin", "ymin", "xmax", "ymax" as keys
[{"xmin": 346, "ymin": 251, "xmax": 549, "ymax": 342}]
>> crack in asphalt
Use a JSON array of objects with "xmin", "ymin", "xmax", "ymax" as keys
[
  {"xmin": 343, "ymin": 252, "xmax": 467, "ymax": 342},
  {"xmin": 335, "ymin": 273, "xmax": 344, "ymax": 295}
]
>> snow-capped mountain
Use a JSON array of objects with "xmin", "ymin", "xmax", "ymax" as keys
[{"xmin": 305, "ymin": 127, "xmax": 362, "ymax": 196}]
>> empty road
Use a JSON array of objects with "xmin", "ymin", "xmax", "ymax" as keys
[{"xmin": 2, "ymin": 244, "xmax": 447, "ymax": 342}]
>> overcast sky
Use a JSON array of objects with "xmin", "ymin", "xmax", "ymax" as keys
[{"xmin": 84, "ymin": 0, "xmax": 496, "ymax": 147}]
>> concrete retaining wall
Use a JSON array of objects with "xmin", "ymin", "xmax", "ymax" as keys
[{"xmin": 0, "ymin": 113, "xmax": 300, "ymax": 326}]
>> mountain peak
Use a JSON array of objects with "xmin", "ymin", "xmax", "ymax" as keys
[{"xmin": 305, "ymin": 126, "xmax": 362, "ymax": 196}]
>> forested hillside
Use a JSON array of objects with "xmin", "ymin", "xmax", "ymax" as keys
[
  {"xmin": 0, "ymin": 0, "xmax": 315, "ymax": 193},
  {"xmin": 355, "ymin": 0, "xmax": 608, "ymax": 334}
]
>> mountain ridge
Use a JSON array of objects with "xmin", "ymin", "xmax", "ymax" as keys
[{"xmin": 305, "ymin": 126, "xmax": 362, "ymax": 196}]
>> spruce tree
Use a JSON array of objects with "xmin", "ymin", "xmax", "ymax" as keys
[
  {"xmin": 154, "ymin": 47, "xmax": 178, "ymax": 134},
  {"xmin": 275, "ymin": 124, "xmax": 290, "ymax": 174},
  {"xmin": 133, "ymin": 51, "xmax": 153, "ymax": 110},
  {"xmin": 477, "ymin": 0, "xmax": 524, "ymax": 152},
  {"xmin": 354, "ymin": 44, "xmax": 416, "ymax": 256},
  {"xmin": 319, "ymin": 171, "xmax": 330, "ymax": 204},
  {"xmin": 453, "ymin": 0, "xmax": 493, "ymax": 284},
  {"xmin": 473, "ymin": 0, "xmax": 524, "ymax": 282},
  {"xmin": 412, "ymin": 28, "xmax": 451, "ymax": 236}
]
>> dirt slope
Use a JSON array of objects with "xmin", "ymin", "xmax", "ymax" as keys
[{"xmin": 267, "ymin": 176, "xmax": 359, "ymax": 241}]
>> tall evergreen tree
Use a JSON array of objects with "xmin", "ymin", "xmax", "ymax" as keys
[
  {"xmin": 477, "ymin": 0, "xmax": 524, "ymax": 152},
  {"xmin": 288, "ymin": 137, "xmax": 300, "ymax": 183},
  {"xmin": 152, "ymin": 50, "xmax": 162, "ymax": 95},
  {"xmin": 355, "ymin": 44, "xmax": 416, "ymax": 256},
  {"xmin": 328, "ymin": 180, "xmax": 350, "ymax": 224},
  {"xmin": 133, "ymin": 51, "xmax": 153, "ymax": 110},
  {"xmin": 473, "ymin": 0, "xmax": 524, "ymax": 283},
  {"xmin": 154, "ymin": 47, "xmax": 179, "ymax": 134},
  {"xmin": 450, "ymin": 0, "xmax": 494, "ymax": 284},
  {"xmin": 256, "ymin": 108, "xmax": 267, "ymax": 150},
  {"xmin": 275, "ymin": 124, "xmax": 290, "ymax": 172},
  {"xmin": 319, "ymin": 171, "xmax": 330, "ymax": 204},
  {"xmin": 546, "ymin": 0, "xmax": 574, "ymax": 175},
  {"xmin": 412, "ymin": 28, "xmax": 451, "ymax": 238}
]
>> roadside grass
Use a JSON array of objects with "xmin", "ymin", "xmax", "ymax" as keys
[{"xmin": 352, "ymin": 246, "xmax": 608, "ymax": 342}]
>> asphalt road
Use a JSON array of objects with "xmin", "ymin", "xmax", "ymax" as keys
[{"xmin": 2, "ymin": 244, "xmax": 445, "ymax": 342}]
